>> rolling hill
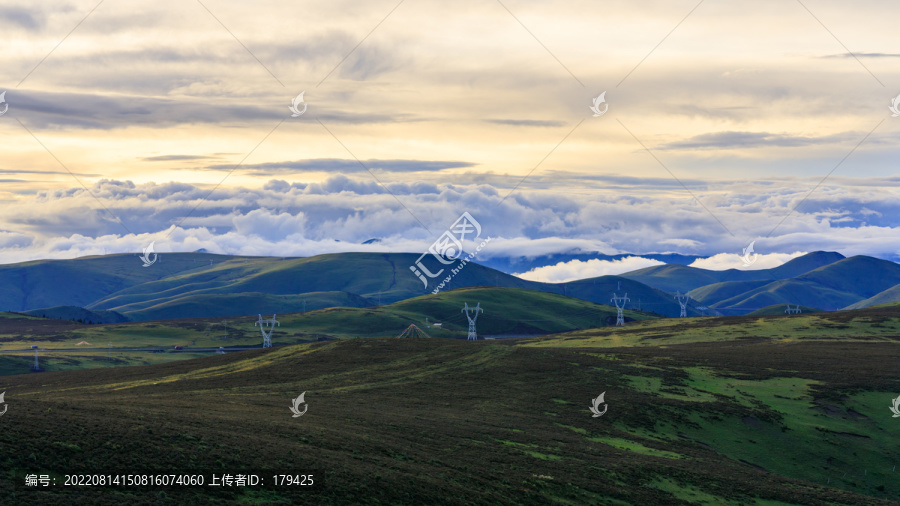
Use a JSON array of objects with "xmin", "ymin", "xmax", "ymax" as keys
[
  {"xmin": 698, "ymin": 256, "xmax": 900, "ymax": 314},
  {"xmin": 2, "ymin": 309, "xmax": 899, "ymax": 504},
  {"xmin": 619, "ymin": 250, "xmax": 845, "ymax": 293},
  {"xmin": 844, "ymin": 283, "xmax": 900, "ymax": 309},
  {"xmin": 0, "ymin": 250, "xmax": 896, "ymax": 321},
  {"xmin": 0, "ymin": 252, "xmax": 691, "ymax": 321}
]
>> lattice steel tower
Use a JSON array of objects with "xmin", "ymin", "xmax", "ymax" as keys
[
  {"xmin": 674, "ymin": 291, "xmax": 690, "ymax": 318},
  {"xmin": 611, "ymin": 293, "xmax": 629, "ymax": 327},
  {"xmin": 256, "ymin": 314, "xmax": 280, "ymax": 348},
  {"xmin": 462, "ymin": 302, "xmax": 483, "ymax": 341}
]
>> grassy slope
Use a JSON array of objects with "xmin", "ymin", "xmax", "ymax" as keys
[
  {"xmin": 619, "ymin": 251, "xmax": 845, "ymax": 294},
  {"xmin": 1, "ymin": 333, "xmax": 896, "ymax": 504},
  {"xmin": 0, "ymin": 288, "xmax": 655, "ymax": 375},
  {"xmin": 517, "ymin": 305, "xmax": 900, "ymax": 348},
  {"xmin": 1, "ymin": 252, "xmax": 697, "ymax": 321},
  {"xmin": 844, "ymin": 283, "xmax": 900, "ymax": 310},
  {"xmin": 0, "ymin": 253, "xmax": 229, "ymax": 312}
]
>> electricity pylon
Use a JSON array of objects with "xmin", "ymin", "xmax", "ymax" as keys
[
  {"xmin": 785, "ymin": 304, "xmax": 801, "ymax": 314},
  {"xmin": 255, "ymin": 314, "xmax": 280, "ymax": 348},
  {"xmin": 611, "ymin": 293, "xmax": 629, "ymax": 327},
  {"xmin": 462, "ymin": 302, "xmax": 483, "ymax": 340},
  {"xmin": 674, "ymin": 291, "xmax": 690, "ymax": 318}
]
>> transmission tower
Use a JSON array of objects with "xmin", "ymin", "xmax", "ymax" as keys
[
  {"xmin": 255, "ymin": 314, "xmax": 280, "ymax": 348},
  {"xmin": 785, "ymin": 304, "xmax": 801, "ymax": 314},
  {"xmin": 462, "ymin": 302, "xmax": 483, "ymax": 340},
  {"xmin": 611, "ymin": 293, "xmax": 629, "ymax": 327},
  {"xmin": 674, "ymin": 291, "xmax": 690, "ymax": 318},
  {"xmin": 32, "ymin": 348, "xmax": 40, "ymax": 371}
]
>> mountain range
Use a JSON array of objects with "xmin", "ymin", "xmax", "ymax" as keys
[{"xmin": 0, "ymin": 250, "xmax": 897, "ymax": 322}]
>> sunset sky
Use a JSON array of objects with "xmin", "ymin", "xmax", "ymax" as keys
[{"xmin": 1, "ymin": 0, "xmax": 898, "ymax": 279}]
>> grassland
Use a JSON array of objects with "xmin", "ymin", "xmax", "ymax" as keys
[
  {"xmin": 0, "ymin": 287, "xmax": 655, "ymax": 375},
  {"xmin": 2, "ymin": 334, "xmax": 898, "ymax": 505},
  {"xmin": 1, "ymin": 296, "xmax": 898, "ymax": 504}
]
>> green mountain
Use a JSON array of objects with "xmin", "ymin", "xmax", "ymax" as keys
[
  {"xmin": 619, "ymin": 250, "xmax": 844, "ymax": 293},
  {"xmin": 0, "ymin": 250, "xmax": 892, "ymax": 322},
  {"xmin": 705, "ymin": 256, "xmax": 900, "ymax": 313},
  {"xmin": 0, "ymin": 252, "xmax": 239, "ymax": 312},
  {"xmin": 687, "ymin": 279, "xmax": 771, "ymax": 305},
  {"xmin": 557, "ymin": 275, "xmax": 703, "ymax": 317},
  {"xmin": 843, "ymin": 283, "xmax": 900, "ymax": 309}
]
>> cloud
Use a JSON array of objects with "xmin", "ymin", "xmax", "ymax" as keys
[
  {"xmin": 201, "ymin": 159, "xmax": 476, "ymax": 176},
  {"xmin": 0, "ymin": 6, "xmax": 45, "ymax": 31},
  {"xmin": 822, "ymin": 53, "xmax": 900, "ymax": 58},
  {"xmin": 484, "ymin": 119, "xmax": 567, "ymax": 127},
  {"xmin": 9, "ymin": 90, "xmax": 406, "ymax": 130},
  {"xmin": 0, "ymin": 175, "xmax": 899, "ymax": 266},
  {"xmin": 689, "ymin": 251, "xmax": 806, "ymax": 271},
  {"xmin": 657, "ymin": 131, "xmax": 861, "ymax": 150},
  {"xmin": 141, "ymin": 155, "xmax": 220, "ymax": 162},
  {"xmin": 515, "ymin": 256, "xmax": 665, "ymax": 283}
]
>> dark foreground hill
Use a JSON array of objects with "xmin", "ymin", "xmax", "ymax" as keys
[{"xmin": 2, "ymin": 324, "xmax": 898, "ymax": 504}]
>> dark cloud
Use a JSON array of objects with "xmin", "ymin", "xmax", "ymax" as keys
[
  {"xmin": 141, "ymin": 155, "xmax": 220, "ymax": 162},
  {"xmin": 823, "ymin": 52, "xmax": 900, "ymax": 58},
  {"xmin": 9, "ymin": 90, "xmax": 408, "ymax": 130},
  {"xmin": 0, "ymin": 6, "xmax": 44, "ymax": 30},
  {"xmin": 0, "ymin": 169, "xmax": 101, "ymax": 177},
  {"xmin": 657, "ymin": 131, "xmax": 860, "ymax": 150},
  {"xmin": 485, "ymin": 119, "xmax": 567, "ymax": 127},
  {"xmin": 202, "ymin": 158, "xmax": 476, "ymax": 176}
]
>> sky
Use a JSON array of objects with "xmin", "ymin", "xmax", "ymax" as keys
[{"xmin": 0, "ymin": 0, "xmax": 898, "ymax": 280}]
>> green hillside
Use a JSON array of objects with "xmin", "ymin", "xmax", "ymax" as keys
[
  {"xmin": 619, "ymin": 251, "xmax": 845, "ymax": 293},
  {"xmin": 85, "ymin": 253, "xmax": 537, "ymax": 318},
  {"xmin": 844, "ymin": 284, "xmax": 900, "ymax": 309},
  {"xmin": 0, "ymin": 252, "xmax": 230, "ymax": 311},
  {"xmin": 688, "ymin": 279, "xmax": 770, "ymax": 305},
  {"xmin": 704, "ymin": 256, "xmax": 900, "ymax": 314},
  {"xmin": 619, "ymin": 263, "xmax": 727, "ymax": 292},
  {"xmin": 798, "ymin": 256, "xmax": 900, "ymax": 298},
  {"xmin": 558, "ymin": 275, "xmax": 700, "ymax": 317},
  {"xmin": 519, "ymin": 304, "xmax": 900, "ymax": 348},
  {"xmin": 0, "ymin": 288, "xmax": 657, "ymax": 375},
  {"xmin": 1, "ymin": 324, "xmax": 897, "ymax": 504}
]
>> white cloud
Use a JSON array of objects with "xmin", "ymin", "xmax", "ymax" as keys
[
  {"xmin": 1, "ymin": 175, "xmax": 900, "ymax": 267},
  {"xmin": 689, "ymin": 251, "xmax": 807, "ymax": 271},
  {"xmin": 515, "ymin": 256, "xmax": 666, "ymax": 283}
]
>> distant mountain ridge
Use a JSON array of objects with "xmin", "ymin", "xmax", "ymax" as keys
[{"xmin": 0, "ymin": 250, "xmax": 896, "ymax": 321}]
